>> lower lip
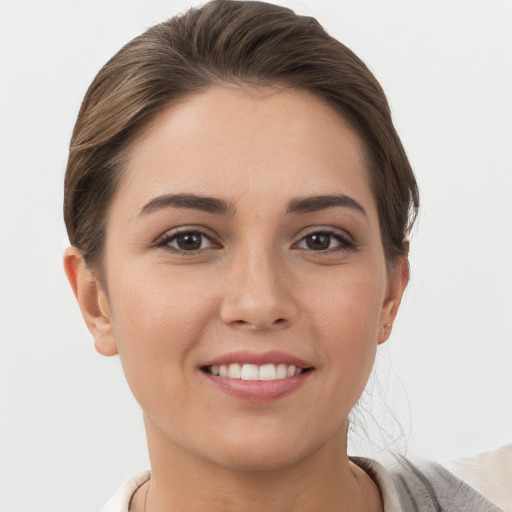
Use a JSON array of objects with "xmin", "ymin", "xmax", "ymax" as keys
[{"xmin": 202, "ymin": 371, "xmax": 312, "ymax": 402}]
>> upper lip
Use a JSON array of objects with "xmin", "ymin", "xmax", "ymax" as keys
[{"xmin": 202, "ymin": 350, "xmax": 313, "ymax": 369}]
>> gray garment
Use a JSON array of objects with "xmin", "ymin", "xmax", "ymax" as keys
[{"xmin": 353, "ymin": 456, "xmax": 503, "ymax": 512}]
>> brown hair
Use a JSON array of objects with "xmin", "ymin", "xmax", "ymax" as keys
[{"xmin": 64, "ymin": 0, "xmax": 419, "ymax": 269}]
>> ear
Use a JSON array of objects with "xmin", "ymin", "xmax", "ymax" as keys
[
  {"xmin": 63, "ymin": 246, "xmax": 118, "ymax": 356},
  {"xmin": 378, "ymin": 255, "xmax": 409, "ymax": 344}
]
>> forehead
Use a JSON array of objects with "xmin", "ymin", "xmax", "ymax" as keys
[{"xmin": 117, "ymin": 85, "xmax": 376, "ymax": 218}]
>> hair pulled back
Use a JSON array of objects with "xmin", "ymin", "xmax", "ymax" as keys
[{"xmin": 64, "ymin": 0, "xmax": 419, "ymax": 269}]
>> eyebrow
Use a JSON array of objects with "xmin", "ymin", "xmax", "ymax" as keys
[
  {"xmin": 138, "ymin": 192, "xmax": 366, "ymax": 218},
  {"xmin": 139, "ymin": 193, "xmax": 234, "ymax": 217},
  {"xmin": 286, "ymin": 194, "xmax": 367, "ymax": 217}
]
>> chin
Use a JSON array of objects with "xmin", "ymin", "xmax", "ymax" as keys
[
  {"xmin": 196, "ymin": 426, "xmax": 330, "ymax": 472},
  {"xmin": 208, "ymin": 445, "xmax": 309, "ymax": 472}
]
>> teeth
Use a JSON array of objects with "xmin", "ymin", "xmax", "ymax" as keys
[
  {"xmin": 258, "ymin": 364, "xmax": 276, "ymax": 381},
  {"xmin": 241, "ymin": 364, "xmax": 259, "ymax": 381},
  {"xmin": 276, "ymin": 363, "xmax": 287, "ymax": 379},
  {"xmin": 227, "ymin": 363, "xmax": 241, "ymax": 379},
  {"xmin": 208, "ymin": 363, "xmax": 306, "ymax": 381}
]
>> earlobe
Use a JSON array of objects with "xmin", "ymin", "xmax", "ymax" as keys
[
  {"xmin": 63, "ymin": 247, "xmax": 118, "ymax": 356},
  {"xmin": 378, "ymin": 255, "xmax": 409, "ymax": 344}
]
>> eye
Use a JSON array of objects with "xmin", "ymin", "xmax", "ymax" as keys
[
  {"xmin": 296, "ymin": 231, "xmax": 353, "ymax": 252},
  {"xmin": 159, "ymin": 230, "xmax": 214, "ymax": 252}
]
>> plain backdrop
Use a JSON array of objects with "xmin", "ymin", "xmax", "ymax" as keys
[{"xmin": 1, "ymin": 0, "xmax": 511, "ymax": 510}]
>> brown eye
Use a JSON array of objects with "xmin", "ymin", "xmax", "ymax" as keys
[
  {"xmin": 297, "ymin": 231, "xmax": 354, "ymax": 252},
  {"xmin": 304, "ymin": 233, "xmax": 332, "ymax": 250},
  {"xmin": 166, "ymin": 231, "xmax": 213, "ymax": 251}
]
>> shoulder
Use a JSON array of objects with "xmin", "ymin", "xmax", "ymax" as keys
[
  {"xmin": 99, "ymin": 470, "xmax": 150, "ymax": 512},
  {"xmin": 354, "ymin": 446, "xmax": 510, "ymax": 512},
  {"xmin": 387, "ymin": 455, "xmax": 504, "ymax": 511},
  {"xmin": 443, "ymin": 444, "xmax": 512, "ymax": 511}
]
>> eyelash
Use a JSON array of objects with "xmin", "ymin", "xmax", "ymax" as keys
[
  {"xmin": 294, "ymin": 231, "xmax": 356, "ymax": 253},
  {"xmin": 155, "ymin": 228, "xmax": 218, "ymax": 254},
  {"xmin": 154, "ymin": 228, "xmax": 357, "ymax": 255}
]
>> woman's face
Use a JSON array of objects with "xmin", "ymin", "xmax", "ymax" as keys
[{"xmin": 81, "ymin": 86, "xmax": 406, "ymax": 470}]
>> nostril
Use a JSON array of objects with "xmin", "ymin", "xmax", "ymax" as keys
[{"xmin": 228, "ymin": 317, "xmax": 288, "ymax": 329}]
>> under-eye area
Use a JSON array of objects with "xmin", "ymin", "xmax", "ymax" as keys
[{"xmin": 201, "ymin": 363, "xmax": 315, "ymax": 381}]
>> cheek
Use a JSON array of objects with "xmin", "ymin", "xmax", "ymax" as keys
[
  {"xmin": 106, "ymin": 266, "xmax": 218, "ymax": 402},
  {"xmin": 305, "ymin": 265, "xmax": 386, "ymax": 383},
  {"xmin": 308, "ymin": 262, "xmax": 385, "ymax": 338}
]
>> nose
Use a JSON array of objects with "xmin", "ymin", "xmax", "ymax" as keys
[{"xmin": 219, "ymin": 246, "xmax": 298, "ymax": 330}]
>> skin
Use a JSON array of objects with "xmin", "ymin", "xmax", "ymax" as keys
[{"xmin": 65, "ymin": 86, "xmax": 408, "ymax": 511}]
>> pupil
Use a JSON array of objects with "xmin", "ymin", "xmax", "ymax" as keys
[
  {"xmin": 177, "ymin": 232, "xmax": 201, "ymax": 250},
  {"xmin": 307, "ymin": 233, "xmax": 330, "ymax": 250}
]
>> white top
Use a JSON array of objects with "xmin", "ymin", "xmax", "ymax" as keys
[
  {"xmin": 443, "ymin": 445, "xmax": 512, "ymax": 510},
  {"xmin": 100, "ymin": 445, "xmax": 512, "ymax": 512}
]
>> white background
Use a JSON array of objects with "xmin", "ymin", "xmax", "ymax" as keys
[{"xmin": 1, "ymin": 0, "xmax": 511, "ymax": 510}]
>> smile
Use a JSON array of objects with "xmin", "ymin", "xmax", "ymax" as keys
[
  {"xmin": 204, "ymin": 363, "xmax": 306, "ymax": 381},
  {"xmin": 200, "ymin": 351, "xmax": 314, "ymax": 400}
]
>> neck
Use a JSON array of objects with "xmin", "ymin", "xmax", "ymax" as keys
[{"xmin": 134, "ymin": 415, "xmax": 382, "ymax": 512}]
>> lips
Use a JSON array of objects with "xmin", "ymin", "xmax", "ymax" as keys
[{"xmin": 200, "ymin": 350, "xmax": 314, "ymax": 401}]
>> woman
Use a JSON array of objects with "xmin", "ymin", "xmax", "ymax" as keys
[{"xmin": 62, "ymin": 1, "xmax": 510, "ymax": 510}]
